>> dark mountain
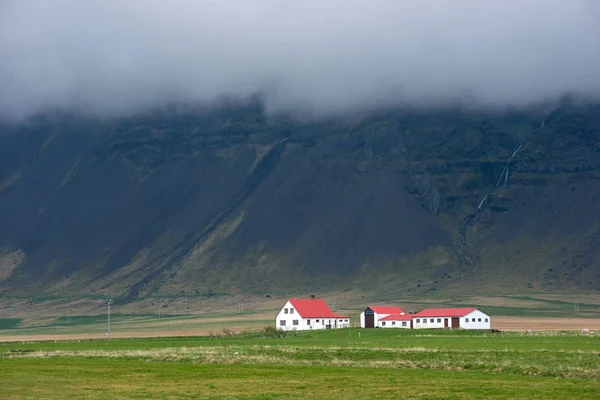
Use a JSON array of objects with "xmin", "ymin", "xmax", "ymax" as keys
[{"xmin": 1, "ymin": 101, "xmax": 600, "ymax": 301}]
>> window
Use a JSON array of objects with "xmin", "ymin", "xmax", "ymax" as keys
[
  {"xmin": 307, "ymin": 319, "xmax": 311, "ymax": 325},
  {"xmin": 280, "ymin": 320, "xmax": 286, "ymax": 326},
  {"xmin": 485, "ymin": 318, "xmax": 489, "ymax": 322},
  {"xmin": 402, "ymin": 322, "xmax": 407, "ymax": 327},
  {"xmin": 284, "ymin": 308, "xmax": 288, "ymax": 314},
  {"xmin": 382, "ymin": 322, "xmax": 386, "ymax": 326},
  {"xmin": 316, "ymin": 319, "xmax": 320, "ymax": 323},
  {"xmin": 392, "ymin": 321, "xmax": 396, "ymax": 326},
  {"xmin": 345, "ymin": 320, "xmax": 348, "ymax": 322},
  {"xmin": 339, "ymin": 319, "xmax": 343, "ymax": 322},
  {"xmin": 416, "ymin": 319, "xmax": 420, "ymax": 323},
  {"xmin": 293, "ymin": 320, "xmax": 299, "ymax": 326},
  {"xmin": 437, "ymin": 318, "xmax": 441, "ymax": 323},
  {"xmin": 430, "ymin": 319, "xmax": 434, "ymax": 323},
  {"xmin": 290, "ymin": 308, "xmax": 294, "ymax": 314},
  {"xmin": 465, "ymin": 318, "xmax": 469, "ymax": 322},
  {"xmin": 478, "ymin": 318, "xmax": 482, "ymax": 322}
]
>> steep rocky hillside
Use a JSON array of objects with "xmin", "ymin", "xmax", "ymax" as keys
[{"xmin": 1, "ymin": 100, "xmax": 599, "ymax": 301}]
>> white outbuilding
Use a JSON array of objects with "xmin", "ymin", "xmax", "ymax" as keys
[
  {"xmin": 378, "ymin": 313, "xmax": 413, "ymax": 329},
  {"xmin": 275, "ymin": 297, "xmax": 350, "ymax": 331},
  {"xmin": 412, "ymin": 308, "xmax": 491, "ymax": 330},
  {"xmin": 360, "ymin": 305, "xmax": 405, "ymax": 328}
]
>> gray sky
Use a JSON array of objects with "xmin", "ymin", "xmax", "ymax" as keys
[{"xmin": 1, "ymin": 0, "xmax": 600, "ymax": 118}]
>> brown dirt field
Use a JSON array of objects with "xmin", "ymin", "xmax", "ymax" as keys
[
  {"xmin": 492, "ymin": 316, "xmax": 600, "ymax": 331},
  {"xmin": 0, "ymin": 327, "xmax": 239, "ymax": 342}
]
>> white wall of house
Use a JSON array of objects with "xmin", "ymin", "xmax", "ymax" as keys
[
  {"xmin": 411, "ymin": 310, "xmax": 491, "ymax": 330},
  {"xmin": 275, "ymin": 301, "xmax": 350, "ymax": 331},
  {"xmin": 412, "ymin": 317, "xmax": 451, "ymax": 329},
  {"xmin": 275, "ymin": 301, "xmax": 301, "ymax": 331},
  {"xmin": 460, "ymin": 310, "xmax": 490, "ymax": 330},
  {"xmin": 378, "ymin": 319, "xmax": 411, "ymax": 329}
]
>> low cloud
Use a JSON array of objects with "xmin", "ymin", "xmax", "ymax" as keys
[{"xmin": 1, "ymin": 0, "xmax": 600, "ymax": 118}]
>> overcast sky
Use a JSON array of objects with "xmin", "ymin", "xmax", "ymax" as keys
[{"xmin": 1, "ymin": 0, "xmax": 600, "ymax": 118}]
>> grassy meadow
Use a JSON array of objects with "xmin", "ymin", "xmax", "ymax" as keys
[{"xmin": 2, "ymin": 328, "xmax": 600, "ymax": 399}]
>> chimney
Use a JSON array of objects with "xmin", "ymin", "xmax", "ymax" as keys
[{"xmin": 310, "ymin": 294, "xmax": 315, "ymax": 300}]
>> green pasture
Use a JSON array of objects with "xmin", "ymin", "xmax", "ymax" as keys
[
  {"xmin": 2, "ymin": 328, "xmax": 600, "ymax": 399},
  {"xmin": 3, "ymin": 359, "xmax": 598, "ymax": 400},
  {"xmin": 1, "ymin": 328, "xmax": 598, "ymax": 352}
]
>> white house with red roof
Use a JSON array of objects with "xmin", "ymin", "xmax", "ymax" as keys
[
  {"xmin": 412, "ymin": 308, "xmax": 490, "ymax": 330},
  {"xmin": 276, "ymin": 297, "xmax": 350, "ymax": 331},
  {"xmin": 360, "ymin": 305, "xmax": 405, "ymax": 328},
  {"xmin": 377, "ymin": 313, "xmax": 413, "ymax": 329}
]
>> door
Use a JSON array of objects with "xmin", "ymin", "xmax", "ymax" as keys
[
  {"xmin": 364, "ymin": 308, "xmax": 375, "ymax": 328},
  {"xmin": 451, "ymin": 317, "xmax": 459, "ymax": 328},
  {"xmin": 444, "ymin": 318, "xmax": 449, "ymax": 328}
]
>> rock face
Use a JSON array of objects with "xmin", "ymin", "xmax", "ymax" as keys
[{"xmin": 1, "ymin": 101, "xmax": 599, "ymax": 299}]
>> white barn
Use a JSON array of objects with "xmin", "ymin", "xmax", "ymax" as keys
[
  {"xmin": 275, "ymin": 298, "xmax": 350, "ymax": 331},
  {"xmin": 412, "ymin": 308, "xmax": 491, "ymax": 330},
  {"xmin": 360, "ymin": 305, "xmax": 404, "ymax": 328}
]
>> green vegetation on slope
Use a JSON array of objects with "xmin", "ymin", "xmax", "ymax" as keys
[{"xmin": 0, "ymin": 318, "xmax": 21, "ymax": 330}]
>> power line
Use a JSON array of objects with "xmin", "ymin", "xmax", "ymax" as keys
[{"xmin": 107, "ymin": 300, "xmax": 112, "ymax": 340}]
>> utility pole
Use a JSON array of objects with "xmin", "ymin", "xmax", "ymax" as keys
[{"xmin": 107, "ymin": 300, "xmax": 112, "ymax": 340}]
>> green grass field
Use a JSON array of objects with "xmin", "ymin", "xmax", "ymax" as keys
[{"xmin": 2, "ymin": 328, "xmax": 600, "ymax": 399}]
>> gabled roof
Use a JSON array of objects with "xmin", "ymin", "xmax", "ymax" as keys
[
  {"xmin": 288, "ymin": 298, "xmax": 348, "ymax": 319},
  {"xmin": 367, "ymin": 306, "xmax": 404, "ymax": 315},
  {"xmin": 379, "ymin": 314, "xmax": 413, "ymax": 321},
  {"xmin": 414, "ymin": 307, "xmax": 478, "ymax": 318}
]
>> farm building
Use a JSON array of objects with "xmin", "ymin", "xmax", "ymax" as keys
[
  {"xmin": 412, "ymin": 308, "xmax": 491, "ymax": 330},
  {"xmin": 377, "ymin": 313, "xmax": 413, "ymax": 329},
  {"xmin": 360, "ymin": 306, "xmax": 404, "ymax": 328},
  {"xmin": 276, "ymin": 297, "xmax": 350, "ymax": 331}
]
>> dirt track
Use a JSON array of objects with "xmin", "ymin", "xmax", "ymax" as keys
[
  {"xmin": 1, "ymin": 316, "xmax": 600, "ymax": 342},
  {"xmin": 0, "ymin": 330, "xmax": 215, "ymax": 342}
]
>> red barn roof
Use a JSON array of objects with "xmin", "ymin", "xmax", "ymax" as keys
[
  {"xmin": 379, "ymin": 314, "xmax": 413, "ymax": 321},
  {"xmin": 414, "ymin": 308, "xmax": 478, "ymax": 317},
  {"xmin": 288, "ymin": 299, "xmax": 348, "ymax": 318},
  {"xmin": 367, "ymin": 306, "xmax": 404, "ymax": 315}
]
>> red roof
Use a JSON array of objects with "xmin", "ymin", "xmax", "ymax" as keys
[
  {"xmin": 288, "ymin": 299, "xmax": 348, "ymax": 319},
  {"xmin": 367, "ymin": 306, "xmax": 404, "ymax": 315},
  {"xmin": 414, "ymin": 308, "xmax": 477, "ymax": 317},
  {"xmin": 379, "ymin": 314, "xmax": 413, "ymax": 321}
]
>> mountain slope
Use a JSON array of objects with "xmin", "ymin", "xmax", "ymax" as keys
[{"xmin": 1, "ymin": 102, "xmax": 599, "ymax": 300}]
